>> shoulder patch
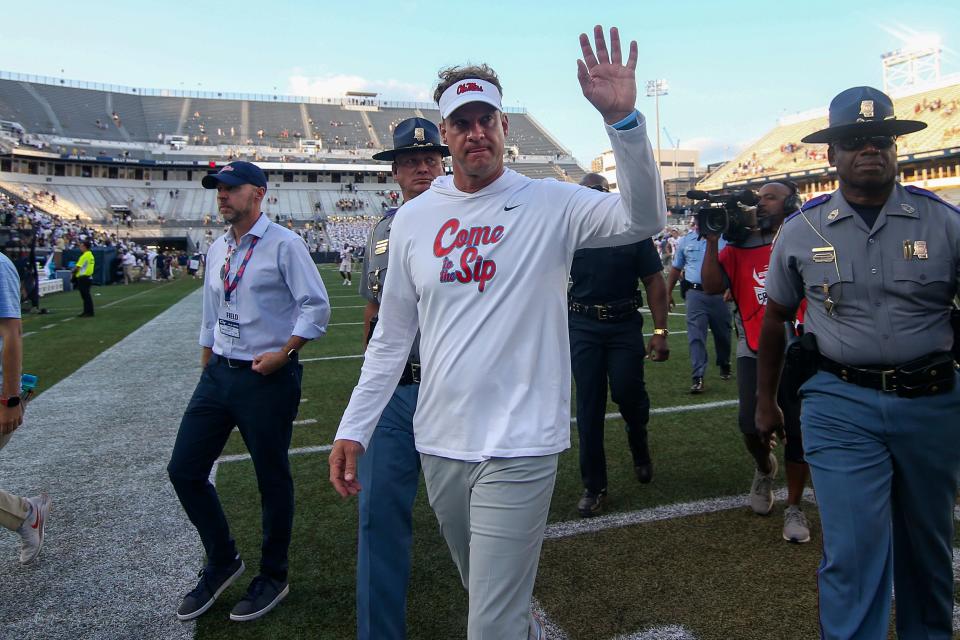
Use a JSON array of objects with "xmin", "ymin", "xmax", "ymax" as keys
[
  {"xmin": 904, "ymin": 185, "xmax": 960, "ymax": 214},
  {"xmin": 785, "ymin": 193, "xmax": 832, "ymax": 224}
]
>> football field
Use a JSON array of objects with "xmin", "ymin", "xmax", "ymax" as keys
[{"xmin": 5, "ymin": 266, "xmax": 959, "ymax": 639}]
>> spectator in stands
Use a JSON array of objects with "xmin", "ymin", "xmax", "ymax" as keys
[
  {"xmin": 72, "ymin": 240, "xmax": 95, "ymax": 317},
  {"xmin": 0, "ymin": 251, "xmax": 50, "ymax": 565}
]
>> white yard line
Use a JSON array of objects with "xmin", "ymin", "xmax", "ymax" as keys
[{"xmin": 101, "ymin": 280, "xmax": 177, "ymax": 308}]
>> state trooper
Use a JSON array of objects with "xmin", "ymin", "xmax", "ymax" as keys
[
  {"xmin": 568, "ymin": 172, "xmax": 670, "ymax": 517},
  {"xmin": 356, "ymin": 117, "xmax": 447, "ymax": 640},
  {"xmin": 756, "ymin": 86, "xmax": 960, "ymax": 640},
  {"xmin": 666, "ymin": 221, "xmax": 733, "ymax": 393}
]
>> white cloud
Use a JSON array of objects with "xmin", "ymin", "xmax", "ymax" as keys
[
  {"xmin": 684, "ymin": 136, "xmax": 754, "ymax": 164},
  {"xmin": 287, "ymin": 74, "xmax": 432, "ymax": 101}
]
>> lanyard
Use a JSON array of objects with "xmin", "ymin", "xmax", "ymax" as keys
[{"xmin": 222, "ymin": 236, "xmax": 259, "ymax": 302}]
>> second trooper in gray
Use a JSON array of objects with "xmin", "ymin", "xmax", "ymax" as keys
[{"xmin": 355, "ymin": 117, "xmax": 448, "ymax": 640}]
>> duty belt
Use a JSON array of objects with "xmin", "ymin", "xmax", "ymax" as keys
[
  {"xmin": 684, "ymin": 281, "xmax": 704, "ymax": 291},
  {"xmin": 398, "ymin": 361, "xmax": 421, "ymax": 385},
  {"xmin": 568, "ymin": 296, "xmax": 641, "ymax": 321},
  {"xmin": 819, "ymin": 352, "xmax": 957, "ymax": 398}
]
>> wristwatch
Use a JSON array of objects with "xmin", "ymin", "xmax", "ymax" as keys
[
  {"xmin": 286, "ymin": 348, "xmax": 298, "ymax": 360},
  {"xmin": 0, "ymin": 395, "xmax": 21, "ymax": 407},
  {"xmin": 653, "ymin": 328, "xmax": 670, "ymax": 337}
]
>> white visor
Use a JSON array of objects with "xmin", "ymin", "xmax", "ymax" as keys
[{"xmin": 438, "ymin": 78, "xmax": 503, "ymax": 119}]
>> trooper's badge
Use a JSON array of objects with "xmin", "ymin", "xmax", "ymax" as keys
[
  {"xmin": 913, "ymin": 240, "xmax": 928, "ymax": 260},
  {"xmin": 414, "ymin": 127, "xmax": 425, "ymax": 142},
  {"xmin": 859, "ymin": 100, "xmax": 874, "ymax": 119}
]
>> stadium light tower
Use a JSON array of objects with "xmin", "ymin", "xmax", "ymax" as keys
[
  {"xmin": 882, "ymin": 35, "xmax": 941, "ymax": 93},
  {"xmin": 646, "ymin": 79, "xmax": 668, "ymax": 178}
]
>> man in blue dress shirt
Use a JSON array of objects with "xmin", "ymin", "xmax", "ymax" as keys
[
  {"xmin": 666, "ymin": 223, "xmax": 732, "ymax": 392},
  {"xmin": 167, "ymin": 161, "xmax": 330, "ymax": 623}
]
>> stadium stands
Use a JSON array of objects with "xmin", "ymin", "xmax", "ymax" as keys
[
  {"xmin": 0, "ymin": 72, "xmax": 593, "ymax": 244},
  {"xmin": 0, "ymin": 75, "xmax": 575, "ymax": 164},
  {"xmin": 698, "ymin": 81, "xmax": 960, "ymax": 191}
]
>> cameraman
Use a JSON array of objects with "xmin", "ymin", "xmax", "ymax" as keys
[{"xmin": 700, "ymin": 181, "xmax": 809, "ymax": 543}]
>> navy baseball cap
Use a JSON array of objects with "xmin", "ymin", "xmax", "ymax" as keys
[
  {"xmin": 801, "ymin": 86, "xmax": 926, "ymax": 144},
  {"xmin": 202, "ymin": 161, "xmax": 268, "ymax": 190}
]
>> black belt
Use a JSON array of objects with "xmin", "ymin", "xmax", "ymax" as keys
[
  {"xmin": 819, "ymin": 352, "xmax": 957, "ymax": 397},
  {"xmin": 569, "ymin": 297, "xmax": 640, "ymax": 321},
  {"xmin": 398, "ymin": 361, "xmax": 421, "ymax": 385},
  {"xmin": 210, "ymin": 354, "xmax": 253, "ymax": 369},
  {"xmin": 684, "ymin": 281, "xmax": 704, "ymax": 291}
]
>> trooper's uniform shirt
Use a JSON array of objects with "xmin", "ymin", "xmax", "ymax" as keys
[
  {"xmin": 766, "ymin": 183, "xmax": 960, "ymax": 365},
  {"xmin": 361, "ymin": 208, "xmax": 419, "ymax": 362}
]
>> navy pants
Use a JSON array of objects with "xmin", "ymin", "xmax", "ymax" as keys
[
  {"xmin": 167, "ymin": 355, "xmax": 302, "ymax": 581},
  {"xmin": 76, "ymin": 275, "xmax": 94, "ymax": 315},
  {"xmin": 800, "ymin": 370, "xmax": 960, "ymax": 640},
  {"xmin": 356, "ymin": 383, "xmax": 420, "ymax": 640},
  {"xmin": 684, "ymin": 289, "xmax": 731, "ymax": 378},
  {"xmin": 569, "ymin": 312, "xmax": 650, "ymax": 493}
]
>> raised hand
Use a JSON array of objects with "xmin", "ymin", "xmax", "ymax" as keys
[{"xmin": 577, "ymin": 25, "xmax": 638, "ymax": 125}]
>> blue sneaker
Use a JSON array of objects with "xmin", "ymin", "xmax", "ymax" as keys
[
  {"xmin": 176, "ymin": 556, "xmax": 245, "ymax": 621},
  {"xmin": 229, "ymin": 575, "xmax": 289, "ymax": 622}
]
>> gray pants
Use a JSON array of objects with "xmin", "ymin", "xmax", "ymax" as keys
[
  {"xmin": 684, "ymin": 288, "xmax": 732, "ymax": 378},
  {"xmin": 420, "ymin": 453, "xmax": 558, "ymax": 640}
]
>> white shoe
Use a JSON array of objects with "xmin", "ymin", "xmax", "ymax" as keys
[
  {"xmin": 17, "ymin": 493, "xmax": 51, "ymax": 564},
  {"xmin": 749, "ymin": 454, "xmax": 778, "ymax": 515},
  {"xmin": 783, "ymin": 505, "xmax": 811, "ymax": 543}
]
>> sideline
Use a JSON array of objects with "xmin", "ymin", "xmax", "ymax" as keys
[{"xmin": 0, "ymin": 288, "xmax": 202, "ymax": 639}]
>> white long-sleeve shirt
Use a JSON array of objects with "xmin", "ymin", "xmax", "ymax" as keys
[{"xmin": 336, "ymin": 117, "xmax": 665, "ymax": 461}]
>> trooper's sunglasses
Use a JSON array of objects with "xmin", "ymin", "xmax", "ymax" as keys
[
  {"xmin": 834, "ymin": 135, "xmax": 896, "ymax": 151},
  {"xmin": 586, "ymin": 184, "xmax": 610, "ymax": 192}
]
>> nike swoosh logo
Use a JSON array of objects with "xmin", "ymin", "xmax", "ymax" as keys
[{"xmin": 504, "ymin": 204, "xmax": 523, "ymax": 211}]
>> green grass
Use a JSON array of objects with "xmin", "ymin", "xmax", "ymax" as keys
[
  {"xmin": 22, "ymin": 277, "xmax": 201, "ymax": 393},
  {"xmin": 24, "ymin": 265, "xmax": 954, "ymax": 639},
  {"xmin": 196, "ymin": 267, "xmax": 823, "ymax": 640}
]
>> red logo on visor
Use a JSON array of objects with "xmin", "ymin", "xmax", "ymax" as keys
[{"xmin": 456, "ymin": 82, "xmax": 484, "ymax": 95}]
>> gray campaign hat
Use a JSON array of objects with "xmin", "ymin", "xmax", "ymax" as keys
[{"xmin": 801, "ymin": 86, "xmax": 927, "ymax": 144}]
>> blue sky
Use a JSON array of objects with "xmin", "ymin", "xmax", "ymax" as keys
[{"xmin": 1, "ymin": 0, "xmax": 957, "ymax": 165}]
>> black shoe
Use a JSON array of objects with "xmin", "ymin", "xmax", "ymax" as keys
[
  {"xmin": 690, "ymin": 377, "xmax": 704, "ymax": 394},
  {"xmin": 176, "ymin": 556, "xmax": 245, "ymax": 621},
  {"xmin": 634, "ymin": 461, "xmax": 654, "ymax": 484},
  {"xmin": 720, "ymin": 365, "xmax": 732, "ymax": 381},
  {"xmin": 230, "ymin": 575, "xmax": 289, "ymax": 622},
  {"xmin": 77, "ymin": 312, "xmax": 94, "ymax": 318},
  {"xmin": 577, "ymin": 489, "xmax": 607, "ymax": 518}
]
